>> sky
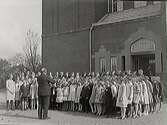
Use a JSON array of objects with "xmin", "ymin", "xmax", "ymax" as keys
[{"xmin": 0, "ymin": 0, "xmax": 42, "ymax": 59}]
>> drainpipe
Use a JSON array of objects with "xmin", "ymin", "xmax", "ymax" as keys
[
  {"xmin": 108, "ymin": 0, "xmax": 110, "ymax": 13},
  {"xmin": 89, "ymin": 24, "xmax": 95, "ymax": 73}
]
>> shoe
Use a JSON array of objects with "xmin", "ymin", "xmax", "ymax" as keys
[
  {"xmin": 43, "ymin": 117, "xmax": 50, "ymax": 120},
  {"xmin": 38, "ymin": 117, "xmax": 42, "ymax": 120}
]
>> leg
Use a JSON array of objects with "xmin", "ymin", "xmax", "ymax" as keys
[
  {"xmin": 43, "ymin": 96, "xmax": 50, "ymax": 119},
  {"xmin": 12, "ymin": 100, "xmax": 14, "ymax": 110},
  {"xmin": 133, "ymin": 103, "xmax": 138, "ymax": 118},
  {"xmin": 122, "ymin": 107, "xmax": 126, "ymax": 119},
  {"xmin": 97, "ymin": 104, "xmax": 100, "ymax": 115},
  {"xmin": 38, "ymin": 96, "xmax": 43, "ymax": 119},
  {"xmin": 6, "ymin": 100, "xmax": 9, "ymax": 110},
  {"xmin": 37, "ymin": 98, "xmax": 39, "ymax": 110},
  {"xmin": 31, "ymin": 99, "xmax": 33, "ymax": 110},
  {"xmin": 89, "ymin": 101, "xmax": 94, "ymax": 113},
  {"xmin": 99, "ymin": 104, "xmax": 102, "ymax": 116}
]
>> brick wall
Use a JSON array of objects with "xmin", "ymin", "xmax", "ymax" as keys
[{"xmin": 42, "ymin": 30, "xmax": 90, "ymax": 73}]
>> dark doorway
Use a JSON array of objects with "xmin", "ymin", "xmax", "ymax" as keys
[{"xmin": 131, "ymin": 54, "xmax": 155, "ymax": 76}]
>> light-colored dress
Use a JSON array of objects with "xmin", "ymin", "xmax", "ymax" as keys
[
  {"xmin": 75, "ymin": 85, "xmax": 83, "ymax": 103},
  {"xmin": 111, "ymin": 84, "xmax": 117, "ymax": 98},
  {"xmin": 15, "ymin": 83, "xmax": 20, "ymax": 101},
  {"xmin": 6, "ymin": 79, "xmax": 15, "ymax": 101},
  {"xmin": 89, "ymin": 85, "xmax": 97, "ymax": 103},
  {"xmin": 56, "ymin": 87, "xmax": 63, "ymax": 103},
  {"xmin": 146, "ymin": 80, "xmax": 153, "ymax": 104},
  {"xmin": 30, "ymin": 84, "xmax": 35, "ymax": 99},
  {"xmin": 116, "ymin": 82, "xmax": 127, "ymax": 108},
  {"xmin": 68, "ymin": 84, "xmax": 76, "ymax": 101},
  {"xmin": 142, "ymin": 81, "xmax": 149, "ymax": 105},
  {"xmin": 133, "ymin": 82, "xmax": 140, "ymax": 104},
  {"xmin": 95, "ymin": 85, "xmax": 104, "ymax": 104},
  {"xmin": 63, "ymin": 86, "xmax": 69, "ymax": 101},
  {"xmin": 126, "ymin": 81, "xmax": 133, "ymax": 104},
  {"xmin": 139, "ymin": 82, "xmax": 144, "ymax": 104}
]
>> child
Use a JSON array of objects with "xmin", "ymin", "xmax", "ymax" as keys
[
  {"xmin": 56, "ymin": 84, "xmax": 63, "ymax": 110},
  {"xmin": 141, "ymin": 80, "xmax": 149, "ymax": 116},
  {"xmin": 132, "ymin": 78, "xmax": 140, "ymax": 118},
  {"xmin": 15, "ymin": 76, "xmax": 21, "ymax": 110},
  {"xmin": 20, "ymin": 75, "xmax": 29, "ymax": 111},
  {"xmin": 30, "ymin": 73, "xmax": 36, "ymax": 110},
  {"xmin": 95, "ymin": 81, "xmax": 104, "ymax": 116},
  {"xmin": 68, "ymin": 73, "xmax": 76, "ymax": 111},
  {"xmin": 75, "ymin": 81, "xmax": 83, "ymax": 112},
  {"xmin": 63, "ymin": 81, "xmax": 69, "ymax": 111},
  {"xmin": 116, "ymin": 78, "xmax": 127, "ymax": 119},
  {"xmin": 6, "ymin": 74, "xmax": 15, "ymax": 110},
  {"xmin": 126, "ymin": 78, "xmax": 133, "ymax": 118}
]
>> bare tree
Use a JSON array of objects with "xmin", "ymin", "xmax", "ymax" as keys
[
  {"xmin": 0, "ymin": 58, "xmax": 11, "ymax": 88},
  {"xmin": 8, "ymin": 53, "xmax": 25, "ymax": 66},
  {"xmin": 23, "ymin": 29, "xmax": 41, "ymax": 72}
]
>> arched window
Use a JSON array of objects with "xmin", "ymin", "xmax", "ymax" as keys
[
  {"xmin": 110, "ymin": 56, "xmax": 117, "ymax": 72},
  {"xmin": 131, "ymin": 38, "xmax": 155, "ymax": 53},
  {"xmin": 100, "ymin": 57, "xmax": 106, "ymax": 73}
]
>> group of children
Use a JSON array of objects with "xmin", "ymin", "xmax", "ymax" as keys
[
  {"xmin": 6, "ymin": 69, "xmax": 163, "ymax": 119},
  {"xmin": 49, "ymin": 69, "xmax": 163, "ymax": 119},
  {"xmin": 6, "ymin": 71, "xmax": 38, "ymax": 111}
]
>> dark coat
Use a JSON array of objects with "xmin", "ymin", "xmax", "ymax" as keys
[
  {"xmin": 37, "ymin": 74, "xmax": 54, "ymax": 96},
  {"xmin": 20, "ymin": 84, "xmax": 29, "ymax": 98},
  {"xmin": 80, "ymin": 83, "xmax": 93, "ymax": 101}
]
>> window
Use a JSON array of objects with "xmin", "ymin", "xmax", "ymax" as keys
[
  {"xmin": 108, "ymin": 0, "xmax": 123, "ymax": 13},
  {"xmin": 113, "ymin": 0, "xmax": 117, "ymax": 12},
  {"xmin": 134, "ymin": 1, "xmax": 147, "ymax": 8},
  {"xmin": 110, "ymin": 56, "xmax": 117, "ymax": 71},
  {"xmin": 123, "ymin": 1, "xmax": 134, "ymax": 10},
  {"xmin": 100, "ymin": 57, "xmax": 106, "ymax": 73}
]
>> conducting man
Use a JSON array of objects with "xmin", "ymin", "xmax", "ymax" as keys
[{"xmin": 37, "ymin": 68, "xmax": 54, "ymax": 120}]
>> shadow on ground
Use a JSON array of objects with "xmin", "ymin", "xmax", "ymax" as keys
[
  {"xmin": 53, "ymin": 110, "xmax": 121, "ymax": 119},
  {"xmin": 0, "ymin": 112, "xmax": 38, "ymax": 120}
]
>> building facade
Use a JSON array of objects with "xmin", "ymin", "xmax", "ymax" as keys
[{"xmin": 42, "ymin": 1, "xmax": 167, "ymax": 95}]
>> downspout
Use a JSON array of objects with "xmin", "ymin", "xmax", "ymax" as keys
[
  {"xmin": 89, "ymin": 24, "xmax": 95, "ymax": 72},
  {"xmin": 89, "ymin": 15, "xmax": 109, "ymax": 72}
]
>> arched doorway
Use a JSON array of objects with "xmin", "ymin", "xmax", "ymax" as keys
[
  {"xmin": 123, "ymin": 27, "xmax": 162, "ymax": 76},
  {"xmin": 130, "ymin": 38, "xmax": 156, "ymax": 75}
]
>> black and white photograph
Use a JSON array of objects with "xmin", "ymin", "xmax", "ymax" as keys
[{"xmin": 0, "ymin": 0, "xmax": 167, "ymax": 125}]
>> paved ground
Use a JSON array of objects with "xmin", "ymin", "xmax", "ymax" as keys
[{"xmin": 0, "ymin": 89, "xmax": 166, "ymax": 125}]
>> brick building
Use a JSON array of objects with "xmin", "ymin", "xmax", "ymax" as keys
[{"xmin": 42, "ymin": 0, "xmax": 167, "ymax": 95}]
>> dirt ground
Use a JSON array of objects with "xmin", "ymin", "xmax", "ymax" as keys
[{"xmin": 0, "ymin": 89, "xmax": 166, "ymax": 125}]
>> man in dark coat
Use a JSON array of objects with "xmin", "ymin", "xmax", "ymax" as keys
[
  {"xmin": 37, "ymin": 68, "xmax": 54, "ymax": 119},
  {"xmin": 80, "ymin": 78, "xmax": 93, "ymax": 113}
]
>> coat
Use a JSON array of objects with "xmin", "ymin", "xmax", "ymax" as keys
[
  {"xmin": 68, "ymin": 84, "xmax": 76, "ymax": 101},
  {"xmin": 146, "ymin": 80, "xmax": 153, "ymax": 104},
  {"xmin": 6, "ymin": 79, "xmax": 15, "ymax": 101},
  {"xmin": 37, "ymin": 74, "xmax": 54, "ymax": 96},
  {"xmin": 142, "ymin": 81, "xmax": 149, "ymax": 104},
  {"xmin": 126, "ymin": 81, "xmax": 133, "ymax": 104},
  {"xmin": 80, "ymin": 84, "xmax": 93, "ymax": 104},
  {"xmin": 56, "ymin": 87, "xmax": 63, "ymax": 103},
  {"xmin": 133, "ymin": 82, "xmax": 140, "ymax": 104},
  {"xmin": 116, "ymin": 82, "xmax": 127, "ymax": 108},
  {"xmin": 75, "ymin": 85, "xmax": 83, "ymax": 103},
  {"xmin": 15, "ymin": 83, "xmax": 20, "ymax": 100},
  {"xmin": 89, "ymin": 85, "xmax": 97, "ymax": 103},
  {"xmin": 63, "ymin": 86, "xmax": 69, "ymax": 101},
  {"xmin": 95, "ymin": 85, "xmax": 104, "ymax": 104},
  {"xmin": 20, "ymin": 83, "xmax": 29, "ymax": 98}
]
